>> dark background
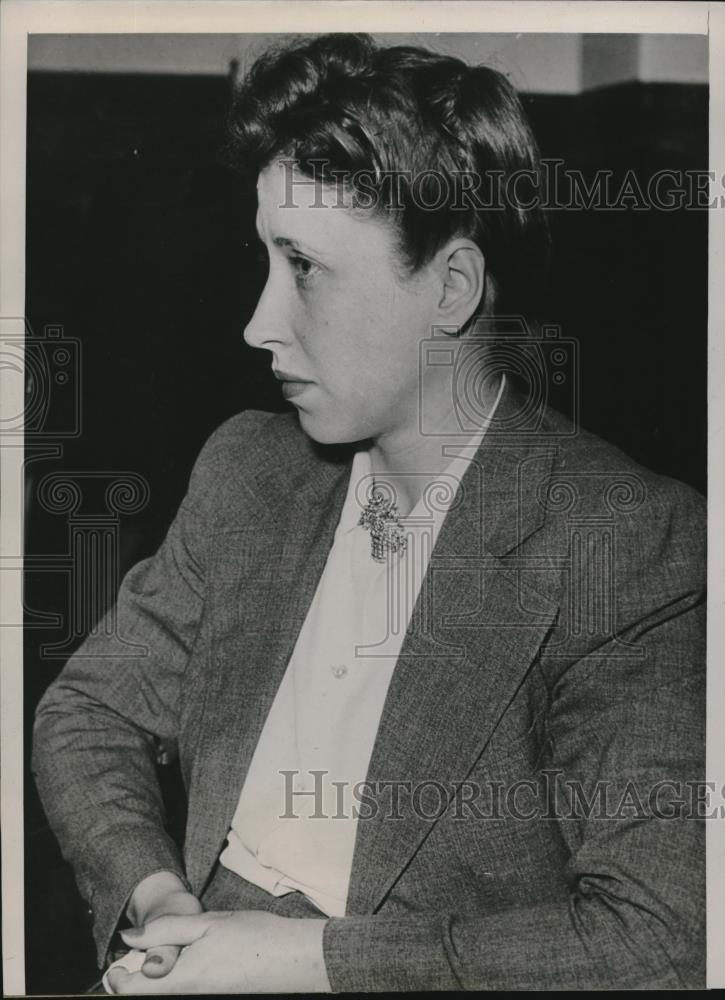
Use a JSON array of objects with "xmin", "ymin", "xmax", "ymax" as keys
[{"xmin": 24, "ymin": 67, "xmax": 707, "ymax": 993}]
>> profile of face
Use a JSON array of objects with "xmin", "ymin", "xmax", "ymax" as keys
[{"xmin": 244, "ymin": 161, "xmax": 481, "ymax": 448}]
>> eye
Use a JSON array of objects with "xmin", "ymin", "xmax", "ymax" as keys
[{"xmin": 289, "ymin": 255, "xmax": 319, "ymax": 288}]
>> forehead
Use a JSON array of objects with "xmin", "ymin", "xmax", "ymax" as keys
[
  {"xmin": 255, "ymin": 160, "xmax": 392, "ymax": 253},
  {"xmin": 257, "ymin": 160, "xmax": 354, "ymax": 211}
]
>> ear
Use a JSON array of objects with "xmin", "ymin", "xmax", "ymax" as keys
[{"xmin": 435, "ymin": 238, "xmax": 486, "ymax": 330}]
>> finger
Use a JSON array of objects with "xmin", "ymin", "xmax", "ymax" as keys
[
  {"xmin": 105, "ymin": 966, "xmax": 125, "ymax": 994},
  {"xmin": 107, "ymin": 966, "xmax": 174, "ymax": 995},
  {"xmin": 120, "ymin": 911, "xmax": 224, "ymax": 949},
  {"xmin": 140, "ymin": 944, "xmax": 180, "ymax": 978},
  {"xmin": 106, "ymin": 967, "xmax": 139, "ymax": 995}
]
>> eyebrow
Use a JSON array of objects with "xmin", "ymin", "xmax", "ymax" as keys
[
  {"xmin": 273, "ymin": 236, "xmax": 305, "ymax": 251},
  {"xmin": 254, "ymin": 223, "xmax": 327, "ymax": 259}
]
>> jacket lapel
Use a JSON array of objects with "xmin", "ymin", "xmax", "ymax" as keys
[
  {"xmin": 185, "ymin": 423, "xmax": 353, "ymax": 893},
  {"xmin": 345, "ymin": 384, "xmax": 561, "ymax": 915}
]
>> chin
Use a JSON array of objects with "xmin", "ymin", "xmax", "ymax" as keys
[{"xmin": 296, "ymin": 408, "xmax": 366, "ymax": 446}]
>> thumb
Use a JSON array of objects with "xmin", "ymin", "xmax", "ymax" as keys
[
  {"xmin": 121, "ymin": 912, "xmax": 219, "ymax": 949},
  {"xmin": 139, "ymin": 944, "xmax": 181, "ymax": 978}
]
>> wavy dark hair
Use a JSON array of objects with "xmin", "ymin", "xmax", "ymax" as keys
[{"xmin": 225, "ymin": 33, "xmax": 550, "ymax": 323}]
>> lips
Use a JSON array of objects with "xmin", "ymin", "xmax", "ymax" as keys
[
  {"xmin": 273, "ymin": 369, "xmax": 312, "ymax": 400},
  {"xmin": 273, "ymin": 369, "xmax": 309, "ymax": 383},
  {"xmin": 280, "ymin": 381, "xmax": 309, "ymax": 400}
]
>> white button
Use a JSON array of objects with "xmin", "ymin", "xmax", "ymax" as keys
[{"xmin": 331, "ymin": 664, "xmax": 348, "ymax": 679}]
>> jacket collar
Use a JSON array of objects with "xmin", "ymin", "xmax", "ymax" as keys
[{"xmin": 252, "ymin": 374, "xmax": 557, "ymax": 557}]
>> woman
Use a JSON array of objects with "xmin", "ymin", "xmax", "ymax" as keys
[{"xmin": 32, "ymin": 33, "xmax": 705, "ymax": 992}]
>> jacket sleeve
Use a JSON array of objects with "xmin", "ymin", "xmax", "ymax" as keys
[
  {"xmin": 321, "ymin": 482, "xmax": 706, "ymax": 991},
  {"xmin": 31, "ymin": 412, "xmax": 261, "ymax": 969}
]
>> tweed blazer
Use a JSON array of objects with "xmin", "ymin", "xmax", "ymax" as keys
[{"xmin": 32, "ymin": 381, "xmax": 706, "ymax": 990}]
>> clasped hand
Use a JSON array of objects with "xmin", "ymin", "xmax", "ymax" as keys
[{"xmin": 106, "ymin": 909, "xmax": 331, "ymax": 994}]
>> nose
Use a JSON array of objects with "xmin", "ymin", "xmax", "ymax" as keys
[{"xmin": 243, "ymin": 269, "xmax": 290, "ymax": 352}]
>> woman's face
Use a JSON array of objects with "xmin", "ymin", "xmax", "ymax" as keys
[{"xmin": 244, "ymin": 161, "xmax": 441, "ymax": 446}]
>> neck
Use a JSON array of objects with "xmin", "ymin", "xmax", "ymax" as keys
[{"xmin": 368, "ymin": 372, "xmax": 503, "ymax": 515}]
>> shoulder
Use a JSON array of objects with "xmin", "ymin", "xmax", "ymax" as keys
[
  {"xmin": 188, "ymin": 408, "xmax": 306, "ymax": 486},
  {"xmin": 538, "ymin": 406, "xmax": 705, "ymax": 598},
  {"xmin": 190, "ymin": 409, "xmax": 293, "ymax": 477},
  {"xmin": 183, "ymin": 408, "xmax": 351, "ymax": 517},
  {"xmin": 548, "ymin": 409, "xmax": 705, "ymax": 528}
]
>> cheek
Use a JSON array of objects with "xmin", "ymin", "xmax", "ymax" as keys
[
  {"xmin": 375, "ymin": 293, "xmax": 431, "ymax": 362},
  {"xmin": 287, "ymin": 299, "xmax": 324, "ymax": 353}
]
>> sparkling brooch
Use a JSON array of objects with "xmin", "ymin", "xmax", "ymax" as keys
[{"xmin": 359, "ymin": 489, "xmax": 408, "ymax": 562}]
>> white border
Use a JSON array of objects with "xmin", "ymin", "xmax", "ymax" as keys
[
  {"xmin": 707, "ymin": 3, "xmax": 725, "ymax": 993},
  {"xmin": 1, "ymin": 2, "xmax": 721, "ymax": 995},
  {"xmin": 0, "ymin": 1, "xmax": 713, "ymax": 37}
]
